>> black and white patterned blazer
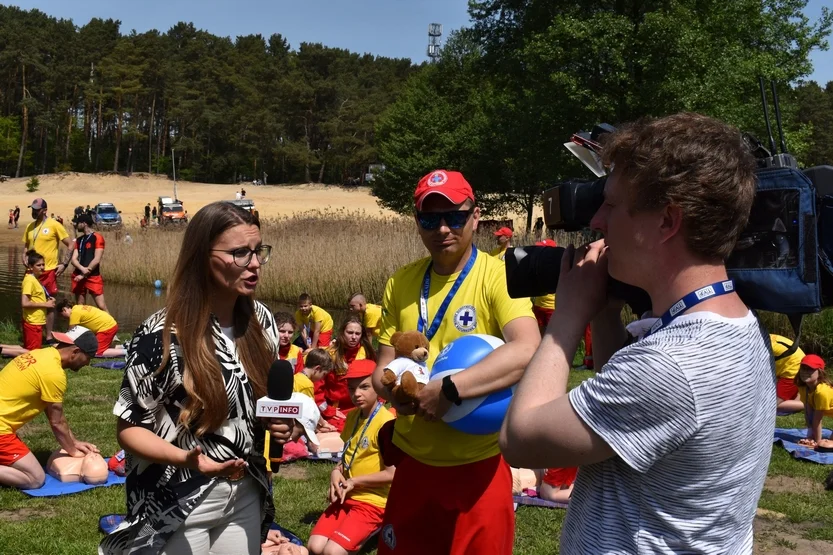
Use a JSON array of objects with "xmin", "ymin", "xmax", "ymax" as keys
[{"xmin": 99, "ymin": 302, "xmax": 278, "ymax": 555}]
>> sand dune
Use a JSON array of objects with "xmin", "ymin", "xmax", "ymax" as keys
[{"xmin": 0, "ymin": 173, "xmax": 394, "ymax": 245}]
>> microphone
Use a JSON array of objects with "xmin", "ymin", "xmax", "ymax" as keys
[{"xmin": 259, "ymin": 360, "xmax": 296, "ymax": 462}]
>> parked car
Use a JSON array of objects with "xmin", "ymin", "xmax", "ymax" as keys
[
  {"xmin": 157, "ymin": 196, "xmax": 187, "ymax": 225},
  {"xmin": 229, "ymin": 199, "xmax": 256, "ymax": 213},
  {"xmin": 94, "ymin": 203, "xmax": 123, "ymax": 228}
]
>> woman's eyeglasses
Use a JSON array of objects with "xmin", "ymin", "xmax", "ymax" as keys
[
  {"xmin": 211, "ymin": 245, "xmax": 273, "ymax": 267},
  {"xmin": 416, "ymin": 209, "xmax": 473, "ymax": 231}
]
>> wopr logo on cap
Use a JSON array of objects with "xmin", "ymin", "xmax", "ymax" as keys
[{"xmin": 428, "ymin": 171, "xmax": 448, "ymax": 187}]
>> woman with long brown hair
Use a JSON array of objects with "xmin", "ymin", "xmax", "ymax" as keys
[
  {"xmin": 322, "ymin": 314, "xmax": 377, "ymax": 431},
  {"xmin": 101, "ymin": 202, "xmax": 298, "ymax": 555}
]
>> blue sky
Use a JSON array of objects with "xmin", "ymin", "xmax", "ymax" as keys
[{"xmin": 7, "ymin": 0, "xmax": 833, "ymax": 85}]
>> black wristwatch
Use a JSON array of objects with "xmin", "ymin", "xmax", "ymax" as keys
[{"xmin": 441, "ymin": 375, "xmax": 463, "ymax": 406}]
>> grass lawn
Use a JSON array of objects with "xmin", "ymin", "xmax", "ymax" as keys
[{"xmin": 1, "ymin": 354, "xmax": 833, "ymax": 554}]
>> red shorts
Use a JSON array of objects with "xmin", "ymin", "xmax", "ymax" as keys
[
  {"xmin": 22, "ymin": 322, "xmax": 44, "ymax": 351},
  {"xmin": 777, "ymin": 377, "xmax": 799, "ymax": 401},
  {"xmin": 0, "ymin": 434, "xmax": 31, "ymax": 466},
  {"xmin": 95, "ymin": 325, "xmax": 119, "ymax": 356},
  {"xmin": 71, "ymin": 274, "xmax": 104, "ymax": 296},
  {"xmin": 543, "ymin": 466, "xmax": 579, "ymax": 487},
  {"xmin": 38, "ymin": 269, "xmax": 58, "ymax": 296},
  {"xmin": 377, "ymin": 454, "xmax": 514, "ymax": 555},
  {"xmin": 311, "ymin": 499, "xmax": 385, "ymax": 552},
  {"xmin": 532, "ymin": 306, "xmax": 554, "ymax": 331},
  {"xmin": 316, "ymin": 330, "xmax": 333, "ymax": 348}
]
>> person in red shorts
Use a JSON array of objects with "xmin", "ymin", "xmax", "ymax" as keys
[
  {"xmin": 57, "ymin": 300, "xmax": 119, "ymax": 356},
  {"xmin": 371, "ymin": 170, "xmax": 540, "ymax": 555},
  {"xmin": 771, "ymin": 334, "xmax": 805, "ymax": 413},
  {"xmin": 309, "ymin": 360, "xmax": 395, "ymax": 555},
  {"xmin": 69, "ymin": 213, "xmax": 109, "ymax": 312},
  {"xmin": 536, "ymin": 466, "xmax": 579, "ymax": 504},
  {"xmin": 21, "ymin": 198, "xmax": 73, "ymax": 342},
  {"xmin": 0, "ymin": 326, "xmax": 100, "ymax": 489}
]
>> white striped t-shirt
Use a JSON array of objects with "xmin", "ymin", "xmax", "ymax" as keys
[{"xmin": 564, "ymin": 310, "xmax": 776, "ymax": 554}]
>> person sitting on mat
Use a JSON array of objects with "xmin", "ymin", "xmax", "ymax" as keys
[
  {"xmin": 21, "ymin": 251, "xmax": 54, "ymax": 351},
  {"xmin": 797, "ymin": 355, "xmax": 833, "ymax": 448},
  {"xmin": 274, "ymin": 312, "xmax": 306, "ymax": 373},
  {"xmin": 535, "ymin": 466, "xmax": 579, "ymax": 504},
  {"xmin": 771, "ymin": 335, "xmax": 805, "ymax": 414},
  {"xmin": 296, "ymin": 293, "xmax": 334, "ymax": 350},
  {"xmin": 308, "ymin": 360, "xmax": 395, "ymax": 555},
  {"xmin": 56, "ymin": 299, "xmax": 119, "ymax": 356},
  {"xmin": 0, "ymin": 326, "xmax": 100, "ymax": 489}
]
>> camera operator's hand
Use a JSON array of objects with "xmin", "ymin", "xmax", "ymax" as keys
[{"xmin": 552, "ymin": 240, "xmax": 610, "ymax": 331}]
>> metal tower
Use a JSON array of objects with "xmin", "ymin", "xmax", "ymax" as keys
[{"xmin": 427, "ymin": 23, "xmax": 443, "ymax": 61}]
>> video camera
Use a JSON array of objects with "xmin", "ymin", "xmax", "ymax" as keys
[{"xmin": 506, "ymin": 79, "xmax": 833, "ymax": 323}]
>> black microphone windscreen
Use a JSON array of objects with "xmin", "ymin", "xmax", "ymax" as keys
[{"xmin": 267, "ymin": 359, "xmax": 295, "ymax": 401}]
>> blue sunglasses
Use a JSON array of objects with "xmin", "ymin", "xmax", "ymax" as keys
[{"xmin": 416, "ymin": 209, "xmax": 474, "ymax": 230}]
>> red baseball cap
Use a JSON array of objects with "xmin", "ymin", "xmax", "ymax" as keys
[
  {"xmin": 345, "ymin": 359, "xmax": 376, "ymax": 380},
  {"xmin": 535, "ymin": 239, "xmax": 558, "ymax": 247},
  {"xmin": 414, "ymin": 170, "xmax": 475, "ymax": 210},
  {"xmin": 801, "ymin": 354, "xmax": 825, "ymax": 370},
  {"xmin": 493, "ymin": 227, "xmax": 513, "ymax": 238}
]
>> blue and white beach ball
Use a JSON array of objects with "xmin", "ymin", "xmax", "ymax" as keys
[{"xmin": 429, "ymin": 334, "xmax": 512, "ymax": 435}]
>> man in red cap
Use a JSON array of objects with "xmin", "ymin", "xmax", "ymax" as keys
[
  {"xmin": 490, "ymin": 226, "xmax": 514, "ymax": 261},
  {"xmin": 21, "ymin": 198, "xmax": 73, "ymax": 343},
  {"xmin": 371, "ymin": 169, "xmax": 539, "ymax": 555}
]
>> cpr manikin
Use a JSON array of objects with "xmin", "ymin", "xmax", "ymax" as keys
[{"xmin": 47, "ymin": 449, "xmax": 109, "ymax": 484}]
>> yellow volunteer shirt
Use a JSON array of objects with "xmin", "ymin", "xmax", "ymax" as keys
[
  {"xmin": 770, "ymin": 334, "xmax": 804, "ymax": 380},
  {"xmin": 69, "ymin": 305, "xmax": 117, "ymax": 333},
  {"xmin": 364, "ymin": 304, "xmax": 382, "ymax": 337},
  {"xmin": 380, "ymin": 250, "xmax": 534, "ymax": 466},
  {"xmin": 340, "ymin": 405, "xmax": 395, "ymax": 509},
  {"xmin": 295, "ymin": 305, "xmax": 334, "ymax": 334},
  {"xmin": 294, "ymin": 372, "xmax": 315, "ymax": 399},
  {"xmin": 0, "ymin": 348, "xmax": 66, "ymax": 434},
  {"xmin": 533, "ymin": 293, "xmax": 556, "ymax": 311},
  {"xmin": 22, "ymin": 218, "xmax": 69, "ymax": 270},
  {"xmin": 800, "ymin": 383, "xmax": 833, "ymax": 416},
  {"xmin": 489, "ymin": 246, "xmax": 508, "ymax": 261},
  {"xmin": 22, "ymin": 273, "xmax": 48, "ymax": 325}
]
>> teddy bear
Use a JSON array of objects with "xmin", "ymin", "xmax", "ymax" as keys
[{"xmin": 380, "ymin": 330, "xmax": 431, "ymax": 405}]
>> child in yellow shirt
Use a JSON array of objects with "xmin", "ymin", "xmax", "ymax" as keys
[
  {"xmin": 308, "ymin": 360, "xmax": 395, "ymax": 555},
  {"xmin": 20, "ymin": 252, "xmax": 54, "ymax": 350},
  {"xmin": 274, "ymin": 312, "xmax": 305, "ymax": 373},
  {"xmin": 295, "ymin": 293, "xmax": 334, "ymax": 349},
  {"xmin": 797, "ymin": 354, "xmax": 833, "ymax": 447},
  {"xmin": 56, "ymin": 300, "xmax": 119, "ymax": 356}
]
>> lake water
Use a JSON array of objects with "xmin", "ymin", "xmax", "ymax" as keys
[{"xmin": 0, "ymin": 245, "xmax": 346, "ymax": 339}]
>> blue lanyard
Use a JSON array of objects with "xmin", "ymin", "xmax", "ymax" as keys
[
  {"xmin": 341, "ymin": 402, "xmax": 382, "ymax": 475},
  {"xmin": 644, "ymin": 280, "xmax": 735, "ymax": 338},
  {"xmin": 418, "ymin": 248, "xmax": 478, "ymax": 340}
]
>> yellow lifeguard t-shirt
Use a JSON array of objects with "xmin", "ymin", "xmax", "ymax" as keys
[
  {"xmin": 295, "ymin": 305, "xmax": 334, "ymax": 334},
  {"xmin": 770, "ymin": 334, "xmax": 804, "ymax": 380},
  {"xmin": 340, "ymin": 405, "xmax": 395, "ymax": 508},
  {"xmin": 364, "ymin": 304, "xmax": 382, "ymax": 337},
  {"xmin": 800, "ymin": 383, "xmax": 833, "ymax": 416},
  {"xmin": 293, "ymin": 372, "xmax": 315, "ymax": 399},
  {"xmin": 489, "ymin": 246, "xmax": 508, "ymax": 261},
  {"xmin": 69, "ymin": 305, "xmax": 117, "ymax": 333},
  {"xmin": 379, "ymin": 250, "xmax": 534, "ymax": 467},
  {"xmin": 22, "ymin": 273, "xmax": 48, "ymax": 325},
  {"xmin": 533, "ymin": 293, "xmax": 556, "ymax": 311},
  {"xmin": 0, "ymin": 348, "xmax": 66, "ymax": 434},
  {"xmin": 22, "ymin": 218, "xmax": 69, "ymax": 270}
]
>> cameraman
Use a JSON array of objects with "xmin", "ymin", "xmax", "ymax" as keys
[{"xmin": 500, "ymin": 113, "xmax": 776, "ymax": 553}]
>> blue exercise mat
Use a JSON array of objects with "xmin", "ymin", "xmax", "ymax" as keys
[
  {"xmin": 21, "ymin": 464, "xmax": 125, "ymax": 497},
  {"xmin": 773, "ymin": 428, "xmax": 833, "ymax": 464},
  {"xmin": 92, "ymin": 360, "xmax": 126, "ymax": 370},
  {"xmin": 99, "ymin": 515, "xmax": 304, "ymax": 546}
]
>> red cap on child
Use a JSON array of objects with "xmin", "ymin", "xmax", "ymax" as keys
[
  {"xmin": 801, "ymin": 354, "xmax": 825, "ymax": 370},
  {"xmin": 345, "ymin": 359, "xmax": 376, "ymax": 379},
  {"xmin": 414, "ymin": 170, "xmax": 475, "ymax": 210},
  {"xmin": 493, "ymin": 227, "xmax": 513, "ymax": 238}
]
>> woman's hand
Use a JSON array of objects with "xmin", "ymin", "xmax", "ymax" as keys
[
  {"xmin": 184, "ymin": 446, "xmax": 246, "ymax": 478},
  {"xmin": 263, "ymin": 418, "xmax": 303, "ymax": 444}
]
